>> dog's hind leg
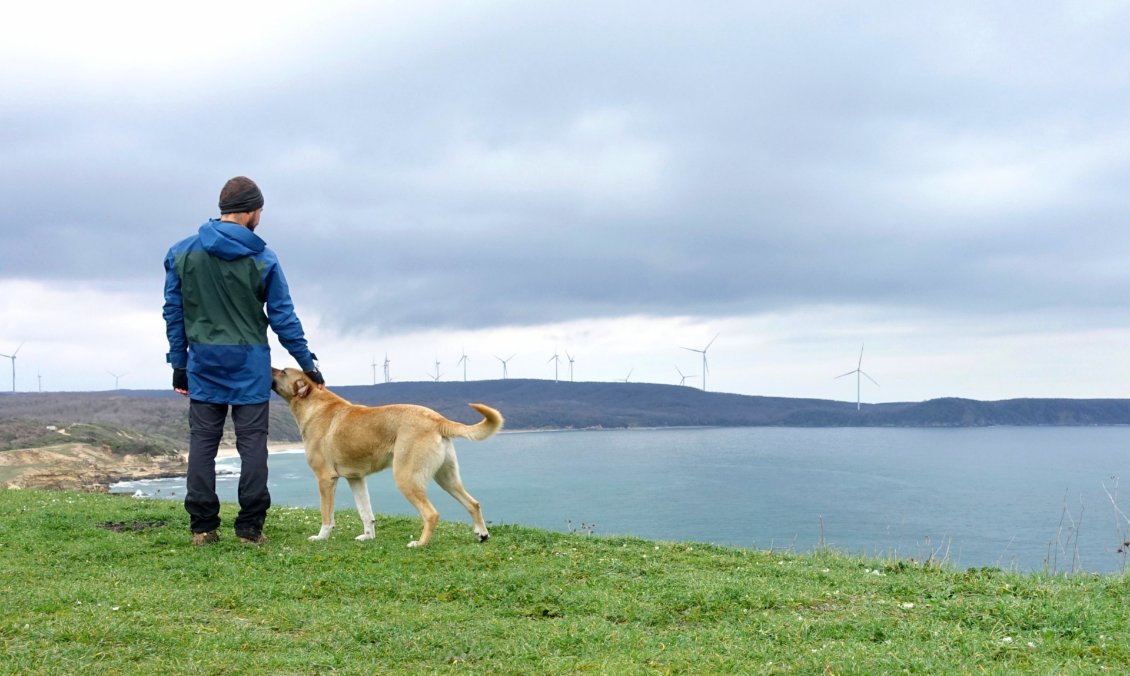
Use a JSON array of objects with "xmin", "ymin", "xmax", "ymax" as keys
[
  {"xmin": 310, "ymin": 475, "xmax": 338, "ymax": 541},
  {"xmin": 394, "ymin": 472, "xmax": 440, "ymax": 548},
  {"xmin": 398, "ymin": 484, "xmax": 439, "ymax": 548},
  {"xmin": 346, "ymin": 476, "xmax": 376, "ymax": 541},
  {"xmin": 393, "ymin": 436, "xmax": 445, "ymax": 547},
  {"xmin": 434, "ymin": 447, "xmax": 489, "ymax": 543}
]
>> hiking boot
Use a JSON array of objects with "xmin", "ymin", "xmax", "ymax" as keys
[
  {"xmin": 192, "ymin": 530, "xmax": 219, "ymax": 546},
  {"xmin": 238, "ymin": 533, "xmax": 268, "ymax": 545}
]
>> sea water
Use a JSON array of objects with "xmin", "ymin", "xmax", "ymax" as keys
[{"xmin": 111, "ymin": 426, "xmax": 1130, "ymax": 573}]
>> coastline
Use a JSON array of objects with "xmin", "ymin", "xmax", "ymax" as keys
[
  {"xmin": 211, "ymin": 441, "xmax": 304, "ymax": 460},
  {"xmin": 1, "ymin": 441, "xmax": 309, "ymax": 493}
]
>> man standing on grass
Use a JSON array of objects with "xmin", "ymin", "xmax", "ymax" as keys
[{"xmin": 163, "ymin": 176, "xmax": 324, "ymax": 546}]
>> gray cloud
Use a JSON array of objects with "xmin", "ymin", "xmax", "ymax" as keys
[{"xmin": 3, "ymin": 2, "xmax": 1130, "ymax": 341}]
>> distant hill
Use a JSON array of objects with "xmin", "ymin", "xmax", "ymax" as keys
[
  {"xmin": 4, "ymin": 381, "xmax": 1129, "ymax": 451},
  {"xmin": 0, "ymin": 391, "xmax": 301, "ymax": 450},
  {"xmin": 328, "ymin": 380, "xmax": 1130, "ymax": 428},
  {"xmin": 0, "ymin": 419, "xmax": 182, "ymax": 456}
]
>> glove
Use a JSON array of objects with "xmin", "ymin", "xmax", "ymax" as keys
[
  {"xmin": 304, "ymin": 353, "xmax": 324, "ymax": 386},
  {"xmin": 172, "ymin": 368, "xmax": 188, "ymax": 391}
]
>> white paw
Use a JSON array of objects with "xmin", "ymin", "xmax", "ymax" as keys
[
  {"xmin": 308, "ymin": 525, "xmax": 334, "ymax": 541},
  {"xmin": 407, "ymin": 540, "xmax": 421, "ymax": 548},
  {"xmin": 355, "ymin": 533, "xmax": 374, "ymax": 541}
]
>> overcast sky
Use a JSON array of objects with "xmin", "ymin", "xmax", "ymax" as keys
[{"xmin": 2, "ymin": 1, "xmax": 1129, "ymax": 402}]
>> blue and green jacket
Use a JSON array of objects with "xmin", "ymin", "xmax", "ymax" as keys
[{"xmin": 163, "ymin": 219, "xmax": 316, "ymax": 405}]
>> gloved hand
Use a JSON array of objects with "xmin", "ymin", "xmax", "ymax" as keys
[
  {"xmin": 172, "ymin": 368, "xmax": 188, "ymax": 393},
  {"xmin": 304, "ymin": 353, "xmax": 325, "ymax": 387}
]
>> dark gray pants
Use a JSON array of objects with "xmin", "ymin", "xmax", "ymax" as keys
[{"xmin": 185, "ymin": 400, "xmax": 271, "ymax": 538}]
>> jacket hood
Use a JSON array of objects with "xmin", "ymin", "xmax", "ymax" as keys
[{"xmin": 198, "ymin": 219, "xmax": 266, "ymax": 261}]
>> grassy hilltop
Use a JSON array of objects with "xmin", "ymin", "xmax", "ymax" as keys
[{"xmin": 1, "ymin": 489, "xmax": 1127, "ymax": 673}]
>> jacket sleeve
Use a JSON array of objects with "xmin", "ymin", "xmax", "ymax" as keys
[
  {"xmin": 262, "ymin": 254, "xmax": 316, "ymax": 371},
  {"xmin": 162, "ymin": 249, "xmax": 189, "ymax": 369}
]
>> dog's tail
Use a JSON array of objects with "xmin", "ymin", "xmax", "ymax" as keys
[{"xmin": 440, "ymin": 403, "xmax": 504, "ymax": 441}]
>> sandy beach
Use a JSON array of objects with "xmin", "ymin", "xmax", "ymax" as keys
[{"xmin": 211, "ymin": 441, "xmax": 305, "ymax": 460}]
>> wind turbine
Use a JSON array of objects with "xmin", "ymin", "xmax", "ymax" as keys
[
  {"xmin": 547, "ymin": 349, "xmax": 561, "ymax": 383},
  {"xmin": 371, "ymin": 355, "xmax": 378, "ymax": 385},
  {"xmin": 383, "ymin": 354, "xmax": 391, "ymax": 383},
  {"xmin": 676, "ymin": 366, "xmax": 698, "ymax": 387},
  {"xmin": 429, "ymin": 357, "xmax": 443, "ymax": 382},
  {"xmin": 457, "ymin": 348, "xmax": 469, "ymax": 382},
  {"xmin": 1, "ymin": 342, "xmax": 24, "ymax": 392},
  {"xmin": 681, "ymin": 333, "xmax": 718, "ymax": 392},
  {"xmin": 494, "ymin": 354, "xmax": 515, "ymax": 379},
  {"xmin": 565, "ymin": 351, "xmax": 575, "ymax": 382},
  {"xmin": 835, "ymin": 344, "xmax": 879, "ymax": 411},
  {"xmin": 619, "ymin": 368, "xmax": 634, "ymax": 383},
  {"xmin": 107, "ymin": 370, "xmax": 127, "ymax": 390}
]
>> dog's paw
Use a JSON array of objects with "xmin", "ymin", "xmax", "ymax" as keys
[
  {"xmin": 407, "ymin": 540, "xmax": 421, "ymax": 548},
  {"xmin": 355, "ymin": 533, "xmax": 374, "ymax": 542},
  {"xmin": 308, "ymin": 525, "xmax": 334, "ymax": 541},
  {"xmin": 477, "ymin": 532, "xmax": 490, "ymax": 543}
]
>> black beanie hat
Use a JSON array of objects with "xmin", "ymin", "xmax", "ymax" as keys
[{"xmin": 218, "ymin": 183, "xmax": 265, "ymax": 214}]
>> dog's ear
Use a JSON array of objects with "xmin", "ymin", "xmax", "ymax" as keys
[{"xmin": 294, "ymin": 378, "xmax": 311, "ymax": 399}]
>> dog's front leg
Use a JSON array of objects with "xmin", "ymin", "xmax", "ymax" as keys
[
  {"xmin": 310, "ymin": 475, "xmax": 338, "ymax": 541},
  {"xmin": 346, "ymin": 476, "xmax": 376, "ymax": 541}
]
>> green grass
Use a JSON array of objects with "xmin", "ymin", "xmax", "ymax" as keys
[{"xmin": 1, "ymin": 489, "xmax": 1127, "ymax": 674}]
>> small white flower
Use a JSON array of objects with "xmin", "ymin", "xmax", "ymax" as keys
[
  {"xmin": 1027, "ymin": 642, "xmax": 1036, "ymax": 648},
  {"xmin": 900, "ymin": 602, "xmax": 915, "ymax": 609},
  {"xmin": 1001, "ymin": 637, "xmax": 1013, "ymax": 644},
  {"xmin": 111, "ymin": 606, "xmax": 120, "ymax": 611}
]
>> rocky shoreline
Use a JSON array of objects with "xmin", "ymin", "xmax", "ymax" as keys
[
  {"xmin": 1, "ymin": 441, "xmax": 305, "ymax": 493},
  {"xmin": 0, "ymin": 443, "xmax": 188, "ymax": 493}
]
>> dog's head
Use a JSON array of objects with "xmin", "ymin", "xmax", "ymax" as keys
[{"xmin": 271, "ymin": 367, "xmax": 316, "ymax": 403}]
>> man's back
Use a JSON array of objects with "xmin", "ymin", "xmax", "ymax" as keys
[{"xmin": 164, "ymin": 217, "xmax": 312, "ymax": 405}]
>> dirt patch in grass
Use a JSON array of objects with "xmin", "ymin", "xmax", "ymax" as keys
[{"xmin": 96, "ymin": 520, "xmax": 167, "ymax": 532}]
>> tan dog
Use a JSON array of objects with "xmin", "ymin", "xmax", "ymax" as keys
[{"xmin": 271, "ymin": 367, "xmax": 503, "ymax": 547}]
